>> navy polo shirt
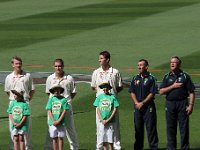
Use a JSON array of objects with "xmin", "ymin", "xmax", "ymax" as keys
[
  {"xmin": 160, "ymin": 70, "xmax": 195, "ymax": 101},
  {"xmin": 129, "ymin": 72, "xmax": 158, "ymax": 102}
]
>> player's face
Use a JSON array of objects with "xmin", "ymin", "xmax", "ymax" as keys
[
  {"xmin": 54, "ymin": 62, "xmax": 64, "ymax": 74},
  {"xmin": 99, "ymin": 55, "xmax": 108, "ymax": 66},
  {"xmin": 137, "ymin": 61, "xmax": 147, "ymax": 74},
  {"xmin": 170, "ymin": 58, "xmax": 180, "ymax": 71},
  {"xmin": 54, "ymin": 90, "xmax": 61, "ymax": 97},
  {"xmin": 13, "ymin": 94, "xmax": 18, "ymax": 99},
  {"xmin": 103, "ymin": 87, "xmax": 109, "ymax": 94},
  {"xmin": 12, "ymin": 59, "xmax": 22, "ymax": 72},
  {"xmin": 13, "ymin": 94, "xmax": 22, "ymax": 100}
]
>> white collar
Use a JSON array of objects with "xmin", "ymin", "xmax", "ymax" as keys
[
  {"xmin": 52, "ymin": 73, "xmax": 67, "ymax": 79},
  {"xmin": 11, "ymin": 71, "xmax": 26, "ymax": 78},
  {"xmin": 99, "ymin": 66, "xmax": 113, "ymax": 73}
]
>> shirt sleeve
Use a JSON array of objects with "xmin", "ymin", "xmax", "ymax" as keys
[
  {"xmin": 116, "ymin": 71, "xmax": 123, "ymax": 88},
  {"xmin": 128, "ymin": 77, "xmax": 136, "ymax": 93},
  {"xmin": 46, "ymin": 98, "xmax": 52, "ymax": 110},
  {"xmin": 4, "ymin": 75, "xmax": 10, "ymax": 92},
  {"xmin": 150, "ymin": 76, "xmax": 158, "ymax": 94},
  {"xmin": 93, "ymin": 97, "xmax": 99, "ymax": 107},
  {"xmin": 7, "ymin": 101, "xmax": 14, "ymax": 113},
  {"xmin": 113, "ymin": 97, "xmax": 119, "ymax": 108},
  {"xmin": 28, "ymin": 74, "xmax": 35, "ymax": 91},
  {"xmin": 159, "ymin": 74, "xmax": 168, "ymax": 89},
  {"xmin": 45, "ymin": 76, "xmax": 51, "ymax": 94},
  {"xmin": 23, "ymin": 103, "xmax": 30, "ymax": 116},
  {"xmin": 185, "ymin": 74, "xmax": 195, "ymax": 92},
  {"xmin": 63, "ymin": 98, "xmax": 69, "ymax": 110},
  {"xmin": 69, "ymin": 76, "xmax": 76, "ymax": 94}
]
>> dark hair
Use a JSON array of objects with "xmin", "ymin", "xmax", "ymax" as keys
[
  {"xmin": 99, "ymin": 51, "xmax": 111, "ymax": 62},
  {"xmin": 11, "ymin": 56, "xmax": 22, "ymax": 64},
  {"xmin": 139, "ymin": 59, "xmax": 149, "ymax": 66},
  {"xmin": 171, "ymin": 56, "xmax": 182, "ymax": 65},
  {"xmin": 54, "ymin": 58, "xmax": 64, "ymax": 67}
]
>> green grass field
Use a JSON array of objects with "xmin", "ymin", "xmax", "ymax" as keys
[{"xmin": 0, "ymin": 0, "xmax": 200, "ymax": 149}]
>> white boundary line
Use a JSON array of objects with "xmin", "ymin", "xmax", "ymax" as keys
[{"xmin": 35, "ymin": 81, "xmax": 91, "ymax": 86}]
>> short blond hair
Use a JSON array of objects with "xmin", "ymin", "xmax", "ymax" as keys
[{"xmin": 11, "ymin": 56, "xmax": 22, "ymax": 64}]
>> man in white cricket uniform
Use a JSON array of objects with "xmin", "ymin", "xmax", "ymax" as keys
[
  {"xmin": 45, "ymin": 58, "xmax": 79, "ymax": 150},
  {"xmin": 4, "ymin": 56, "xmax": 35, "ymax": 150},
  {"xmin": 91, "ymin": 51, "xmax": 123, "ymax": 150}
]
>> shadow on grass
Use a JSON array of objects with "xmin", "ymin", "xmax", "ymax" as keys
[
  {"xmin": 0, "ymin": 0, "xmax": 199, "ymax": 50},
  {"xmin": 74, "ymin": 110, "xmax": 91, "ymax": 114},
  {"xmin": 0, "ymin": 116, "xmax": 8, "ymax": 119}
]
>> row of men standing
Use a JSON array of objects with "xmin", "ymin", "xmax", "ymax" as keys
[
  {"xmin": 4, "ymin": 56, "xmax": 79, "ymax": 150},
  {"xmin": 4, "ymin": 51, "xmax": 195, "ymax": 150}
]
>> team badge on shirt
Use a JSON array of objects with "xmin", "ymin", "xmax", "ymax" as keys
[
  {"xmin": 99, "ymin": 98, "xmax": 111, "ymax": 112},
  {"xmin": 178, "ymin": 77, "xmax": 182, "ymax": 82},
  {"xmin": 12, "ymin": 106, "xmax": 23, "ymax": 120},
  {"xmin": 168, "ymin": 79, "xmax": 173, "ymax": 83},
  {"xmin": 52, "ymin": 102, "xmax": 62, "ymax": 115},
  {"xmin": 144, "ymin": 78, "xmax": 148, "ymax": 85}
]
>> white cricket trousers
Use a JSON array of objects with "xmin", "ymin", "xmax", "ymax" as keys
[{"xmin": 66, "ymin": 103, "xmax": 79, "ymax": 150}]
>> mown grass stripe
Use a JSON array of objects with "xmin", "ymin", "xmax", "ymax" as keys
[{"xmin": 0, "ymin": 0, "xmax": 199, "ymax": 50}]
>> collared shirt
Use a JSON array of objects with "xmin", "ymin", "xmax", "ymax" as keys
[
  {"xmin": 4, "ymin": 71, "xmax": 35, "ymax": 101},
  {"xmin": 128, "ymin": 72, "xmax": 157, "ymax": 102},
  {"xmin": 160, "ymin": 70, "xmax": 195, "ymax": 101},
  {"xmin": 93, "ymin": 93, "xmax": 119, "ymax": 123},
  {"xmin": 45, "ymin": 73, "xmax": 76, "ymax": 103},
  {"xmin": 91, "ymin": 66, "xmax": 123, "ymax": 97},
  {"xmin": 46, "ymin": 96, "xmax": 69, "ymax": 126}
]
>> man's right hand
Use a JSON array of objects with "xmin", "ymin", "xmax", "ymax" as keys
[{"xmin": 172, "ymin": 81, "xmax": 183, "ymax": 89}]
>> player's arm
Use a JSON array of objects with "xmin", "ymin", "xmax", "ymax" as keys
[
  {"xmin": 45, "ymin": 77, "xmax": 51, "ymax": 97},
  {"xmin": 116, "ymin": 86, "xmax": 123, "ymax": 93},
  {"xmin": 160, "ymin": 80, "xmax": 183, "ymax": 95},
  {"xmin": 96, "ymin": 108, "xmax": 103, "ymax": 121},
  {"xmin": 56, "ymin": 110, "xmax": 66, "ymax": 124},
  {"xmin": 130, "ymin": 92, "xmax": 138, "ymax": 105},
  {"xmin": 116, "ymin": 72, "xmax": 123, "ymax": 93},
  {"xmin": 9, "ymin": 114, "xmax": 16, "ymax": 125},
  {"xmin": 4, "ymin": 76, "xmax": 11, "ymax": 97},
  {"xmin": 47, "ymin": 110, "xmax": 55, "ymax": 124},
  {"xmin": 15, "ymin": 116, "xmax": 27, "ymax": 128},
  {"xmin": 91, "ymin": 71, "xmax": 97, "ymax": 92},
  {"xmin": 28, "ymin": 74, "xmax": 35, "ymax": 100},
  {"xmin": 186, "ymin": 92, "xmax": 195, "ymax": 115},
  {"xmin": 104, "ymin": 108, "xmax": 117, "ymax": 125},
  {"xmin": 143, "ymin": 78, "xmax": 157, "ymax": 104},
  {"xmin": 71, "ymin": 93, "xmax": 76, "ymax": 99},
  {"xmin": 129, "ymin": 77, "xmax": 140, "ymax": 107},
  {"xmin": 29, "ymin": 90, "xmax": 35, "ymax": 100},
  {"xmin": 130, "ymin": 92, "xmax": 143, "ymax": 110},
  {"xmin": 69, "ymin": 76, "xmax": 77, "ymax": 99},
  {"xmin": 142, "ymin": 93, "xmax": 155, "ymax": 104}
]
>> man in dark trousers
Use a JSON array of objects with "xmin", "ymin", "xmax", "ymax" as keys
[
  {"xmin": 159, "ymin": 56, "xmax": 195, "ymax": 150},
  {"xmin": 129, "ymin": 59, "xmax": 158, "ymax": 150}
]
